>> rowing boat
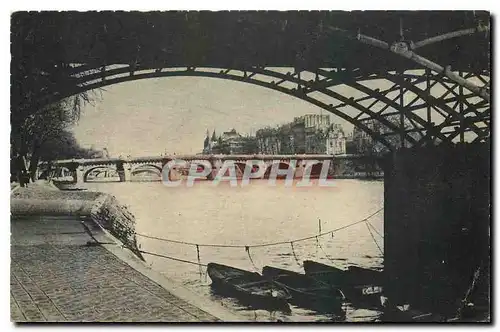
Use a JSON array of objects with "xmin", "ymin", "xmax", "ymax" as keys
[
  {"xmin": 303, "ymin": 260, "xmax": 384, "ymax": 309},
  {"xmin": 303, "ymin": 260, "xmax": 348, "ymax": 286},
  {"xmin": 347, "ymin": 265, "xmax": 383, "ymax": 285},
  {"xmin": 303, "ymin": 260, "xmax": 383, "ymax": 287},
  {"xmin": 262, "ymin": 266, "xmax": 345, "ymax": 313},
  {"xmin": 207, "ymin": 262, "xmax": 291, "ymax": 312}
]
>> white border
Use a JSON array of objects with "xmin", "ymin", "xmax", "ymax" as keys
[{"xmin": 3, "ymin": 1, "xmax": 498, "ymax": 11}]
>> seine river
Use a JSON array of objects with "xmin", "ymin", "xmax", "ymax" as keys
[{"xmin": 84, "ymin": 179, "xmax": 384, "ymax": 322}]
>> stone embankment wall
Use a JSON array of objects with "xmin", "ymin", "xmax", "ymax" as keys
[
  {"xmin": 90, "ymin": 194, "xmax": 144, "ymax": 259},
  {"xmin": 11, "ymin": 181, "xmax": 143, "ymax": 260}
]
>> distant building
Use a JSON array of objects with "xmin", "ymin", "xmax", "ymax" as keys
[
  {"xmin": 301, "ymin": 114, "xmax": 331, "ymax": 131},
  {"xmin": 325, "ymin": 124, "xmax": 347, "ymax": 155},
  {"xmin": 351, "ymin": 122, "xmax": 375, "ymax": 154},
  {"xmin": 297, "ymin": 115, "xmax": 346, "ymax": 155},
  {"xmin": 291, "ymin": 119, "xmax": 306, "ymax": 154},
  {"xmin": 203, "ymin": 128, "xmax": 257, "ymax": 154},
  {"xmin": 255, "ymin": 114, "xmax": 346, "ymax": 155},
  {"xmin": 203, "ymin": 129, "xmax": 219, "ymax": 154},
  {"xmin": 256, "ymin": 127, "xmax": 281, "ymax": 155},
  {"xmin": 205, "ymin": 114, "xmax": 346, "ymax": 155},
  {"xmin": 220, "ymin": 128, "xmax": 238, "ymax": 141},
  {"xmin": 219, "ymin": 129, "xmax": 243, "ymax": 154}
]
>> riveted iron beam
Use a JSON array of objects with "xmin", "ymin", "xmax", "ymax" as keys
[
  {"xmin": 433, "ymin": 75, "xmax": 489, "ymax": 119},
  {"xmin": 391, "ymin": 49, "xmax": 490, "ymax": 102},
  {"xmin": 325, "ymin": 72, "xmax": 448, "ymax": 142},
  {"xmin": 244, "ymin": 67, "xmax": 416, "ymax": 144},
  {"xmin": 413, "ymin": 24, "xmax": 490, "ymax": 49},
  {"xmin": 66, "ymin": 66, "xmax": 397, "ymax": 150},
  {"xmin": 331, "ymin": 25, "xmax": 491, "ymax": 101},
  {"xmin": 386, "ymin": 73, "xmax": 487, "ymax": 140},
  {"xmin": 32, "ymin": 63, "xmax": 490, "ymax": 150}
]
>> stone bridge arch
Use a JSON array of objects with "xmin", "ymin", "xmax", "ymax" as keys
[
  {"xmin": 233, "ymin": 162, "xmax": 248, "ymax": 178},
  {"xmin": 296, "ymin": 160, "xmax": 325, "ymax": 179},
  {"xmin": 131, "ymin": 164, "xmax": 162, "ymax": 176},
  {"xmin": 83, "ymin": 165, "xmax": 120, "ymax": 182},
  {"xmin": 263, "ymin": 161, "xmax": 293, "ymax": 179}
]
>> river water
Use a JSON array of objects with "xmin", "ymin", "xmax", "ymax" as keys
[{"xmin": 83, "ymin": 179, "xmax": 384, "ymax": 322}]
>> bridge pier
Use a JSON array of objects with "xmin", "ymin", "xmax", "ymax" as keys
[
  {"xmin": 210, "ymin": 159, "xmax": 224, "ymax": 180},
  {"xmin": 123, "ymin": 163, "xmax": 132, "ymax": 182},
  {"xmin": 384, "ymin": 143, "xmax": 490, "ymax": 315},
  {"xmin": 117, "ymin": 162, "xmax": 132, "ymax": 182},
  {"xmin": 75, "ymin": 166, "xmax": 85, "ymax": 185}
]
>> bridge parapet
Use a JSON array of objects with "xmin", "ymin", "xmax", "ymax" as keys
[
  {"xmin": 43, "ymin": 154, "xmax": 378, "ymax": 183},
  {"xmin": 50, "ymin": 154, "xmax": 367, "ymax": 165}
]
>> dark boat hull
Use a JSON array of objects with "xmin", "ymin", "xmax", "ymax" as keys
[
  {"xmin": 341, "ymin": 285, "xmax": 383, "ymax": 309},
  {"xmin": 303, "ymin": 260, "xmax": 348, "ymax": 286},
  {"xmin": 207, "ymin": 263, "xmax": 291, "ymax": 312},
  {"xmin": 303, "ymin": 261, "xmax": 384, "ymax": 309},
  {"xmin": 262, "ymin": 266, "xmax": 344, "ymax": 313},
  {"xmin": 304, "ymin": 261, "xmax": 383, "ymax": 287},
  {"xmin": 347, "ymin": 266, "xmax": 383, "ymax": 286}
]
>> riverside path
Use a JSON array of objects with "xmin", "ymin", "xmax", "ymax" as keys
[{"xmin": 10, "ymin": 215, "xmax": 241, "ymax": 322}]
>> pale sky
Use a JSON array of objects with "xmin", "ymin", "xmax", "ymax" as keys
[{"xmin": 71, "ymin": 76, "xmax": 355, "ymax": 157}]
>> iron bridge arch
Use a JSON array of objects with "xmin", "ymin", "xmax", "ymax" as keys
[
  {"xmin": 16, "ymin": 12, "xmax": 490, "ymax": 151},
  {"xmin": 48, "ymin": 63, "xmax": 490, "ymax": 151}
]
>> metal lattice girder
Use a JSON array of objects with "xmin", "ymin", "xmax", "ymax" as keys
[
  {"xmin": 435, "ymin": 75, "xmax": 490, "ymax": 119},
  {"xmin": 328, "ymin": 73, "xmax": 439, "ymax": 140},
  {"xmin": 13, "ymin": 12, "xmax": 491, "ymax": 128},
  {"xmin": 59, "ymin": 66, "xmax": 401, "ymax": 149},
  {"xmin": 421, "ymin": 73, "xmax": 489, "ymax": 142},
  {"xmin": 35, "ymin": 63, "xmax": 489, "ymax": 150},
  {"xmin": 327, "ymin": 22, "xmax": 491, "ymax": 102},
  {"xmin": 318, "ymin": 70, "xmax": 464, "ymax": 143},
  {"xmin": 60, "ymin": 65, "xmax": 422, "ymax": 149},
  {"xmin": 384, "ymin": 72, "xmax": 489, "ymax": 143}
]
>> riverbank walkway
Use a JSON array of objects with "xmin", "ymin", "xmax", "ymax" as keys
[{"xmin": 11, "ymin": 215, "xmax": 241, "ymax": 322}]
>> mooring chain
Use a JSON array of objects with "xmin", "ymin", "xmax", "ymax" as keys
[
  {"xmin": 365, "ymin": 221, "xmax": 383, "ymax": 255},
  {"xmin": 245, "ymin": 246, "xmax": 260, "ymax": 272},
  {"xmin": 315, "ymin": 235, "xmax": 319, "ymax": 257},
  {"xmin": 290, "ymin": 242, "xmax": 303, "ymax": 268},
  {"xmin": 139, "ymin": 250, "xmax": 207, "ymax": 267},
  {"xmin": 316, "ymin": 235, "xmax": 338, "ymax": 265},
  {"xmin": 196, "ymin": 244, "xmax": 203, "ymax": 278},
  {"xmin": 134, "ymin": 207, "xmax": 384, "ymax": 249},
  {"xmin": 367, "ymin": 221, "xmax": 383, "ymax": 238},
  {"xmin": 136, "ymin": 208, "xmax": 384, "ymax": 271}
]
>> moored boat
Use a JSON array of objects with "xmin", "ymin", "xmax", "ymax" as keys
[
  {"xmin": 262, "ymin": 266, "xmax": 345, "ymax": 313},
  {"xmin": 207, "ymin": 263, "xmax": 291, "ymax": 312},
  {"xmin": 347, "ymin": 265, "xmax": 383, "ymax": 286},
  {"xmin": 303, "ymin": 260, "xmax": 348, "ymax": 286},
  {"xmin": 303, "ymin": 260, "xmax": 384, "ymax": 309},
  {"xmin": 379, "ymin": 297, "xmax": 445, "ymax": 322},
  {"xmin": 304, "ymin": 260, "xmax": 383, "ymax": 287},
  {"xmin": 341, "ymin": 285, "xmax": 384, "ymax": 309}
]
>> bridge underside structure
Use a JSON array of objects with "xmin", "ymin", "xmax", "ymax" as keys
[{"xmin": 11, "ymin": 11, "xmax": 490, "ymax": 152}]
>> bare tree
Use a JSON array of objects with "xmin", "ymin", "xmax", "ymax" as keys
[{"xmin": 11, "ymin": 93, "xmax": 99, "ymax": 185}]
